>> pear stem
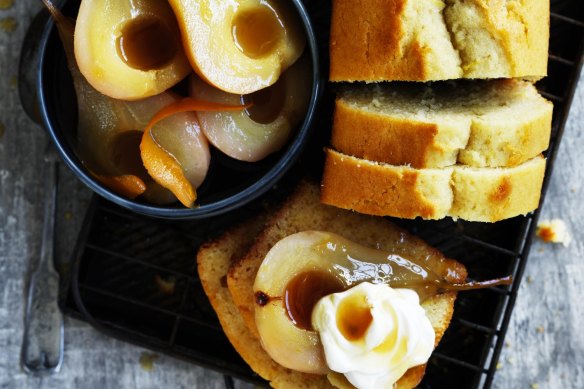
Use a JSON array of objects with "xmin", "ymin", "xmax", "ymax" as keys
[{"xmin": 389, "ymin": 275, "xmax": 513, "ymax": 292}]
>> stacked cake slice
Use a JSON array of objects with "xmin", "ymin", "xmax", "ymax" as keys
[{"xmin": 322, "ymin": 0, "xmax": 552, "ymax": 222}]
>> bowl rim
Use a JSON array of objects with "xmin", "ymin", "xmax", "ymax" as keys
[{"xmin": 37, "ymin": 0, "xmax": 323, "ymax": 220}]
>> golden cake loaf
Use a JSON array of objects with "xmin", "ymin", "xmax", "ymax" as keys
[
  {"xmin": 321, "ymin": 149, "xmax": 546, "ymax": 222},
  {"xmin": 329, "ymin": 0, "xmax": 549, "ymax": 82},
  {"xmin": 197, "ymin": 181, "xmax": 467, "ymax": 388},
  {"xmin": 332, "ymin": 80, "xmax": 553, "ymax": 168}
]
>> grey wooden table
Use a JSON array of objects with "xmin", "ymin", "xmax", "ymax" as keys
[{"xmin": 1, "ymin": 2, "xmax": 583, "ymax": 388}]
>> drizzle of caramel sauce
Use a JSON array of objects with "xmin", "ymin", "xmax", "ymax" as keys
[
  {"xmin": 240, "ymin": 76, "xmax": 287, "ymax": 124},
  {"xmin": 336, "ymin": 293, "xmax": 373, "ymax": 341},
  {"xmin": 232, "ymin": 5, "xmax": 283, "ymax": 59},
  {"xmin": 283, "ymin": 271, "xmax": 344, "ymax": 330},
  {"xmin": 117, "ymin": 16, "xmax": 178, "ymax": 71}
]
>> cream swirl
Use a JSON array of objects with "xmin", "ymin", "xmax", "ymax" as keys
[{"xmin": 311, "ymin": 282, "xmax": 434, "ymax": 389}]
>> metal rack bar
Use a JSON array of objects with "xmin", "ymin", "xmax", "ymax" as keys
[
  {"xmin": 99, "ymin": 203, "xmax": 143, "ymax": 221},
  {"xmin": 540, "ymin": 91, "xmax": 565, "ymax": 102},
  {"xmin": 415, "ymin": 227, "xmax": 521, "ymax": 257},
  {"xmin": 455, "ymin": 235, "xmax": 519, "ymax": 257},
  {"xmin": 551, "ymin": 12, "xmax": 584, "ymax": 28},
  {"xmin": 485, "ymin": 286, "xmax": 511, "ymax": 296},
  {"xmin": 85, "ymin": 244, "xmax": 193, "ymax": 279},
  {"xmin": 549, "ymin": 54, "xmax": 577, "ymax": 66},
  {"xmin": 458, "ymin": 319, "xmax": 499, "ymax": 335},
  {"xmin": 432, "ymin": 353, "xmax": 489, "ymax": 374},
  {"xmin": 78, "ymin": 283, "xmax": 222, "ymax": 332},
  {"xmin": 168, "ymin": 281, "xmax": 193, "ymax": 348}
]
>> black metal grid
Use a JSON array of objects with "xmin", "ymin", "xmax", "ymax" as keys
[{"xmin": 56, "ymin": 1, "xmax": 584, "ymax": 388}]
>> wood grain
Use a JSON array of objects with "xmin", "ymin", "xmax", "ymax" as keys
[{"xmin": 0, "ymin": 2, "xmax": 582, "ymax": 389}]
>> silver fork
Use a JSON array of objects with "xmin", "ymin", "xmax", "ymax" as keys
[
  {"xmin": 20, "ymin": 145, "xmax": 64, "ymax": 375},
  {"xmin": 19, "ymin": 7, "xmax": 65, "ymax": 375}
]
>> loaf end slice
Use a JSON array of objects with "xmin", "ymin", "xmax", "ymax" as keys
[{"xmin": 197, "ymin": 216, "xmax": 332, "ymax": 389}]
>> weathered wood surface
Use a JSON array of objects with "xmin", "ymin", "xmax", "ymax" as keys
[
  {"xmin": 1, "ymin": 1, "xmax": 582, "ymax": 388},
  {"xmin": 491, "ymin": 69, "xmax": 584, "ymax": 388}
]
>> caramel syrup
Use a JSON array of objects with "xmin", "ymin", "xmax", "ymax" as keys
[
  {"xmin": 117, "ymin": 16, "xmax": 178, "ymax": 71},
  {"xmin": 240, "ymin": 76, "xmax": 286, "ymax": 124},
  {"xmin": 336, "ymin": 293, "xmax": 373, "ymax": 341},
  {"xmin": 232, "ymin": 5, "xmax": 284, "ymax": 59},
  {"xmin": 283, "ymin": 271, "xmax": 344, "ymax": 330},
  {"xmin": 110, "ymin": 130, "xmax": 149, "ymax": 180}
]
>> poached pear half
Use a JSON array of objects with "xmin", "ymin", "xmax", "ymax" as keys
[
  {"xmin": 253, "ymin": 231, "xmax": 461, "ymax": 374},
  {"xmin": 169, "ymin": 0, "xmax": 306, "ymax": 94},
  {"xmin": 74, "ymin": 0, "xmax": 191, "ymax": 100},
  {"xmin": 190, "ymin": 54, "xmax": 311, "ymax": 162}
]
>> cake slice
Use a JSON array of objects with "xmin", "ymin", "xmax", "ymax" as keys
[
  {"xmin": 329, "ymin": 0, "xmax": 549, "ymax": 82},
  {"xmin": 197, "ymin": 213, "xmax": 331, "ymax": 389},
  {"xmin": 197, "ymin": 214, "xmax": 332, "ymax": 388},
  {"xmin": 211, "ymin": 181, "xmax": 466, "ymax": 388},
  {"xmin": 332, "ymin": 80, "xmax": 552, "ymax": 169},
  {"xmin": 321, "ymin": 149, "xmax": 546, "ymax": 222}
]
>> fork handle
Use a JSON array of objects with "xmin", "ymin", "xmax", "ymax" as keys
[
  {"xmin": 21, "ymin": 160, "xmax": 64, "ymax": 375},
  {"xmin": 21, "ymin": 271, "xmax": 64, "ymax": 374}
]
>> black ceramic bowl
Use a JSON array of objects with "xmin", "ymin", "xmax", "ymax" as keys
[{"xmin": 37, "ymin": 0, "xmax": 322, "ymax": 219}]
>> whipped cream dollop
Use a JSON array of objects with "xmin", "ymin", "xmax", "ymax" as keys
[{"xmin": 311, "ymin": 282, "xmax": 435, "ymax": 389}]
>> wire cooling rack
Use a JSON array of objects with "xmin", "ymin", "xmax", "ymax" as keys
[{"xmin": 53, "ymin": 1, "xmax": 584, "ymax": 388}]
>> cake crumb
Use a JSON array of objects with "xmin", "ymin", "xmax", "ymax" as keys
[
  {"xmin": 526, "ymin": 276, "xmax": 533, "ymax": 284},
  {"xmin": 536, "ymin": 326, "xmax": 545, "ymax": 334},
  {"xmin": 536, "ymin": 219, "xmax": 571, "ymax": 247},
  {"xmin": 531, "ymin": 384, "xmax": 539, "ymax": 389},
  {"xmin": 505, "ymin": 341, "xmax": 511, "ymax": 348},
  {"xmin": 139, "ymin": 352, "xmax": 159, "ymax": 371},
  {"xmin": 155, "ymin": 274, "xmax": 176, "ymax": 296},
  {"xmin": 496, "ymin": 362, "xmax": 503, "ymax": 370}
]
